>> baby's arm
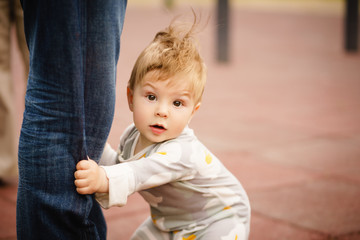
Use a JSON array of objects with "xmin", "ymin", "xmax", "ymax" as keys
[
  {"xmin": 99, "ymin": 143, "xmax": 118, "ymax": 166},
  {"xmin": 74, "ymin": 159, "xmax": 109, "ymax": 194}
]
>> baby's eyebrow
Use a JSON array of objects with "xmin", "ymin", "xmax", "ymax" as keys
[
  {"xmin": 141, "ymin": 82, "xmax": 156, "ymax": 89},
  {"xmin": 175, "ymin": 93, "xmax": 194, "ymax": 102},
  {"xmin": 179, "ymin": 92, "xmax": 191, "ymax": 98}
]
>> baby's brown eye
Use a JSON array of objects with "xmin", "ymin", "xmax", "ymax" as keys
[
  {"xmin": 147, "ymin": 95, "xmax": 156, "ymax": 101},
  {"xmin": 173, "ymin": 101, "xmax": 182, "ymax": 107}
]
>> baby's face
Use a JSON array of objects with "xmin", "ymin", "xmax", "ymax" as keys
[{"xmin": 128, "ymin": 72, "xmax": 200, "ymax": 148}]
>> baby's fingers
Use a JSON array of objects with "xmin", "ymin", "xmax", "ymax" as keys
[
  {"xmin": 74, "ymin": 179, "xmax": 88, "ymax": 188},
  {"xmin": 76, "ymin": 186, "xmax": 93, "ymax": 195},
  {"xmin": 74, "ymin": 169, "xmax": 88, "ymax": 180},
  {"xmin": 76, "ymin": 160, "xmax": 90, "ymax": 170},
  {"xmin": 75, "ymin": 179, "xmax": 96, "ymax": 195}
]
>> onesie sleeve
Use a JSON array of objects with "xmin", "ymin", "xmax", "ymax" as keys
[
  {"xmin": 95, "ymin": 140, "xmax": 196, "ymax": 208},
  {"xmin": 96, "ymin": 125, "xmax": 137, "ymax": 208},
  {"xmin": 98, "ymin": 143, "xmax": 118, "ymax": 166},
  {"xmin": 95, "ymin": 163, "xmax": 135, "ymax": 208},
  {"xmin": 129, "ymin": 141, "xmax": 196, "ymax": 192}
]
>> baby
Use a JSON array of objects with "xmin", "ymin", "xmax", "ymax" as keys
[{"xmin": 74, "ymin": 15, "xmax": 251, "ymax": 240}]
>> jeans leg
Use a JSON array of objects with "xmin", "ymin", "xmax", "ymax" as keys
[{"xmin": 16, "ymin": 0, "xmax": 127, "ymax": 239}]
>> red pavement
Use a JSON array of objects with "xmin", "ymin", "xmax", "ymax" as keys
[{"xmin": 2, "ymin": 4, "xmax": 360, "ymax": 240}]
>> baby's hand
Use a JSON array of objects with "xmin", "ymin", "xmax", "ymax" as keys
[{"xmin": 74, "ymin": 159, "xmax": 109, "ymax": 194}]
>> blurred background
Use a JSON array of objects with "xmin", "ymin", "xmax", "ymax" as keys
[{"xmin": 2, "ymin": 0, "xmax": 360, "ymax": 239}]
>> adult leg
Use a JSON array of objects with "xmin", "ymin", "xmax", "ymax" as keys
[
  {"xmin": 14, "ymin": 0, "xmax": 29, "ymax": 80},
  {"xmin": 0, "ymin": 0, "xmax": 18, "ymax": 179},
  {"xmin": 16, "ymin": 0, "xmax": 127, "ymax": 239}
]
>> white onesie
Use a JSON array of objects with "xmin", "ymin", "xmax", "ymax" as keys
[{"xmin": 96, "ymin": 124, "xmax": 251, "ymax": 240}]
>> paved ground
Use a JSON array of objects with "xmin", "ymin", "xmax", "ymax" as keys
[{"xmin": 2, "ymin": 2, "xmax": 360, "ymax": 239}]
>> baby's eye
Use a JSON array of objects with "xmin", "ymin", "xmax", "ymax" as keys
[
  {"xmin": 173, "ymin": 100, "xmax": 182, "ymax": 107},
  {"xmin": 147, "ymin": 95, "xmax": 156, "ymax": 101}
]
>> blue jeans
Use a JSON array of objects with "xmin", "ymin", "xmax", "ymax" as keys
[{"xmin": 16, "ymin": 1, "xmax": 127, "ymax": 239}]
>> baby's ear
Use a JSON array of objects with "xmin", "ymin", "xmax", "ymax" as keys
[
  {"xmin": 189, "ymin": 102, "xmax": 201, "ymax": 124},
  {"xmin": 194, "ymin": 102, "xmax": 201, "ymax": 113},
  {"xmin": 127, "ymin": 87, "xmax": 134, "ymax": 112}
]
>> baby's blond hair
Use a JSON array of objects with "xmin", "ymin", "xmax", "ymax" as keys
[{"xmin": 128, "ymin": 13, "xmax": 206, "ymax": 104}]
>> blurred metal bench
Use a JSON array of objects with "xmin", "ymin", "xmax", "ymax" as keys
[
  {"xmin": 345, "ymin": 0, "xmax": 359, "ymax": 52},
  {"xmin": 216, "ymin": 0, "xmax": 359, "ymax": 59},
  {"xmin": 217, "ymin": 0, "xmax": 229, "ymax": 62}
]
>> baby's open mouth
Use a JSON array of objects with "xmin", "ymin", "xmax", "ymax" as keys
[
  {"xmin": 150, "ymin": 124, "xmax": 167, "ymax": 135},
  {"xmin": 151, "ymin": 124, "xmax": 166, "ymax": 130}
]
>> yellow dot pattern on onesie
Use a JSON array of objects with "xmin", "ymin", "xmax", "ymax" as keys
[
  {"xmin": 151, "ymin": 214, "xmax": 156, "ymax": 224},
  {"xmin": 223, "ymin": 206, "xmax": 231, "ymax": 210},
  {"xmin": 205, "ymin": 152, "xmax": 212, "ymax": 164},
  {"xmin": 182, "ymin": 234, "xmax": 196, "ymax": 240}
]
